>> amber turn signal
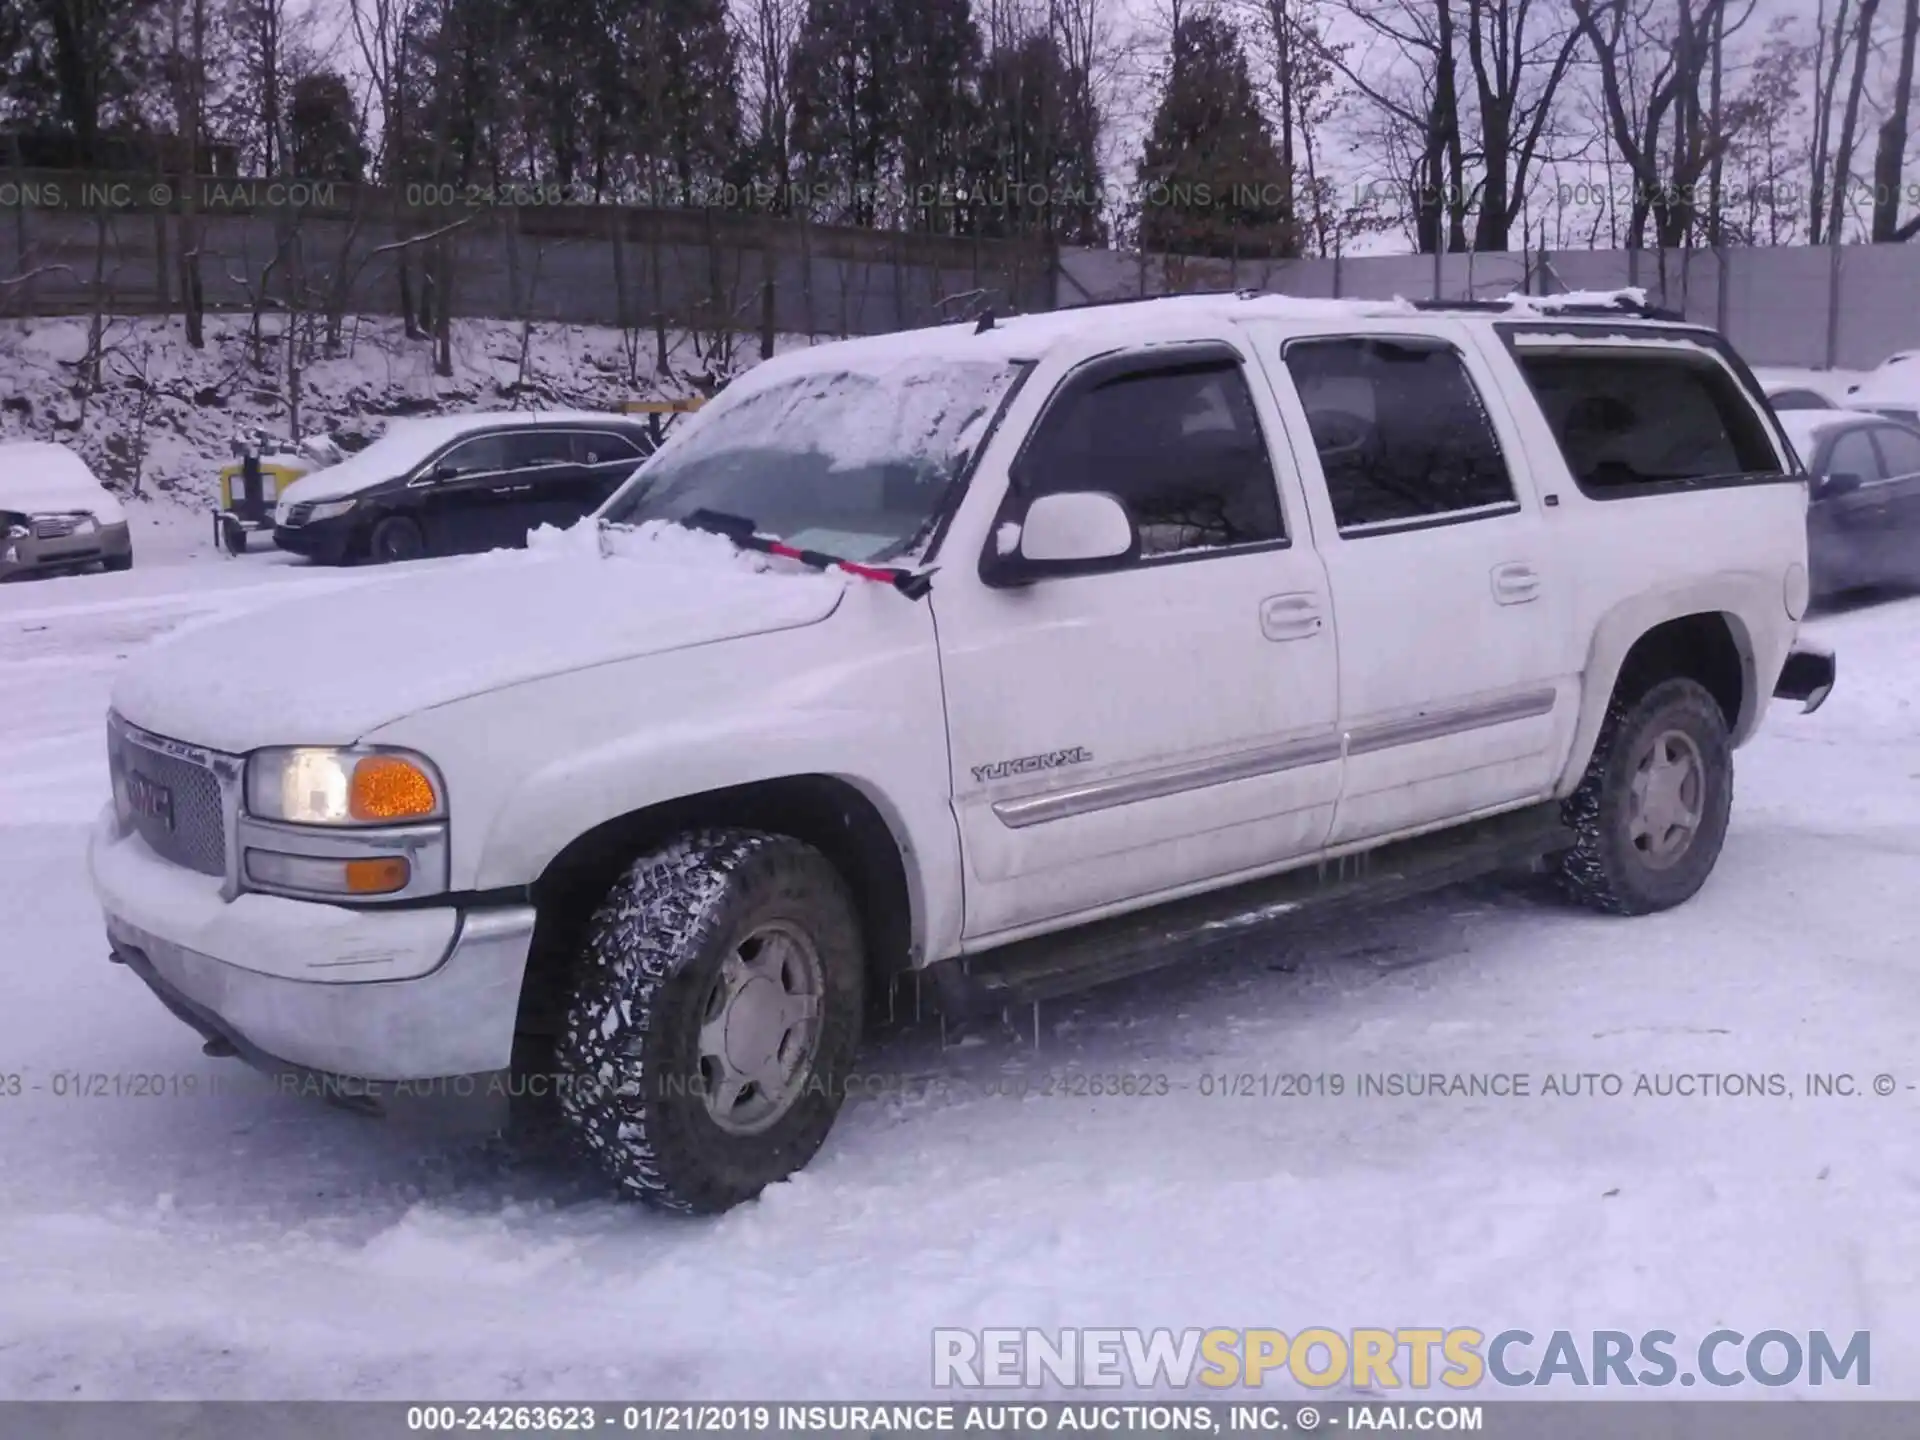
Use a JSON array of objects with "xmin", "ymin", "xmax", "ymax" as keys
[
  {"xmin": 349, "ymin": 755, "xmax": 439, "ymax": 822},
  {"xmin": 345, "ymin": 856, "xmax": 412, "ymax": 894}
]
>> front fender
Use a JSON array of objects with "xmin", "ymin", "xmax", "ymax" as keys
[{"xmin": 366, "ymin": 597, "xmax": 964, "ymax": 965}]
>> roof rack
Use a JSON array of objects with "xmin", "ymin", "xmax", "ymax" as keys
[
  {"xmin": 1051, "ymin": 286, "xmax": 1250, "ymax": 314},
  {"xmin": 1408, "ymin": 295, "xmax": 1690, "ymax": 323},
  {"xmin": 1019, "ymin": 286, "xmax": 1691, "ymax": 326}
]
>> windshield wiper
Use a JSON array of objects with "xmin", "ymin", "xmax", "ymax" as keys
[{"xmin": 680, "ymin": 508, "xmax": 933, "ymax": 600}]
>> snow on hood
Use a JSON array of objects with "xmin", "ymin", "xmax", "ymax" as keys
[
  {"xmin": 0, "ymin": 441, "xmax": 126, "ymax": 523},
  {"xmin": 110, "ymin": 520, "xmax": 848, "ymax": 753}
]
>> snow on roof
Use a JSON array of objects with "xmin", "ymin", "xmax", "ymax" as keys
[
  {"xmin": 1495, "ymin": 286, "xmax": 1652, "ymax": 314},
  {"xmin": 0, "ymin": 439, "xmax": 98, "ymax": 484}
]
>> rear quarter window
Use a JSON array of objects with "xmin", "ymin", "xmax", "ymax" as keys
[{"xmin": 1508, "ymin": 344, "xmax": 1786, "ymax": 495}]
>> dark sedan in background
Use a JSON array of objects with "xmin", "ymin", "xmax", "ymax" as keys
[
  {"xmin": 1777, "ymin": 409, "xmax": 1920, "ymax": 600},
  {"xmin": 272, "ymin": 411, "xmax": 659, "ymax": 565}
]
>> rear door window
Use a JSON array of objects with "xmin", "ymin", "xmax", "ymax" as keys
[
  {"xmin": 1507, "ymin": 344, "xmax": 1783, "ymax": 493},
  {"xmin": 502, "ymin": 430, "xmax": 575, "ymax": 470},
  {"xmin": 1871, "ymin": 426, "xmax": 1920, "ymax": 480},
  {"xmin": 1282, "ymin": 336, "xmax": 1518, "ymax": 534},
  {"xmin": 571, "ymin": 431, "xmax": 643, "ymax": 465}
]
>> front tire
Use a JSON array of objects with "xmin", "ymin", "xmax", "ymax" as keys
[
  {"xmin": 554, "ymin": 830, "xmax": 865, "ymax": 1214},
  {"xmin": 368, "ymin": 515, "xmax": 426, "ymax": 564},
  {"xmin": 1556, "ymin": 677, "xmax": 1733, "ymax": 916}
]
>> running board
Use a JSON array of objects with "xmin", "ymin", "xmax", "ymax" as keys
[{"xmin": 945, "ymin": 801, "xmax": 1574, "ymax": 1011}]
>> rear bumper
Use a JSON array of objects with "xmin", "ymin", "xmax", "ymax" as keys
[{"xmin": 1773, "ymin": 644, "xmax": 1836, "ymax": 714}]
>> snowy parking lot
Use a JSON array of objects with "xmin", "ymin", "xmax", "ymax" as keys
[{"xmin": 3, "ymin": 504, "xmax": 1919, "ymax": 1399}]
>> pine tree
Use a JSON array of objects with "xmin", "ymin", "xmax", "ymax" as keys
[
  {"xmin": 1135, "ymin": 12, "xmax": 1295, "ymax": 258},
  {"xmin": 973, "ymin": 29, "xmax": 1105, "ymax": 244},
  {"xmin": 896, "ymin": 0, "xmax": 981, "ymax": 233},
  {"xmin": 789, "ymin": 0, "xmax": 905, "ymax": 226},
  {"xmin": 288, "ymin": 71, "xmax": 367, "ymax": 179}
]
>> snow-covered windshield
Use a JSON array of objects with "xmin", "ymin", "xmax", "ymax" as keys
[{"xmin": 602, "ymin": 356, "xmax": 1028, "ymax": 563}]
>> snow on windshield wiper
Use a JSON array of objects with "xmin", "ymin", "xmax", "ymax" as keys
[{"xmin": 680, "ymin": 508, "xmax": 934, "ymax": 600}]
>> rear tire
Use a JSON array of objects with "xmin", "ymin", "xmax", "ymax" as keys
[
  {"xmin": 1555, "ymin": 677, "xmax": 1733, "ymax": 916},
  {"xmin": 368, "ymin": 515, "xmax": 426, "ymax": 564},
  {"xmin": 554, "ymin": 830, "xmax": 865, "ymax": 1215}
]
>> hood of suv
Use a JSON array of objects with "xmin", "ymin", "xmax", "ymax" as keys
[{"xmin": 111, "ymin": 527, "xmax": 847, "ymax": 753}]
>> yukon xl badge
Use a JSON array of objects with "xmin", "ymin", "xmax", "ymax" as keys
[{"xmin": 972, "ymin": 746, "xmax": 1093, "ymax": 783}]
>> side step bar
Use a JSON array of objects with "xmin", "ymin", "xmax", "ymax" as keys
[{"xmin": 942, "ymin": 800, "xmax": 1575, "ymax": 1012}]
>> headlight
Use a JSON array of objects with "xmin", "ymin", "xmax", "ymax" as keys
[
  {"xmin": 245, "ymin": 747, "xmax": 444, "ymax": 825},
  {"xmin": 307, "ymin": 498, "xmax": 356, "ymax": 521}
]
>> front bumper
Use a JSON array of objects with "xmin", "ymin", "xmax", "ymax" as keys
[
  {"xmin": 272, "ymin": 515, "xmax": 355, "ymax": 564},
  {"xmin": 90, "ymin": 808, "xmax": 536, "ymax": 1095},
  {"xmin": 1773, "ymin": 644, "xmax": 1836, "ymax": 714},
  {"xmin": 0, "ymin": 518, "xmax": 130, "ymax": 577}
]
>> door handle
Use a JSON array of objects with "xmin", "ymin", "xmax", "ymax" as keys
[
  {"xmin": 1260, "ymin": 593, "xmax": 1325, "ymax": 641},
  {"xmin": 1490, "ymin": 562, "xmax": 1541, "ymax": 605}
]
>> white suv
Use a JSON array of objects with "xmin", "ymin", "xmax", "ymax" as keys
[{"xmin": 89, "ymin": 291, "xmax": 1834, "ymax": 1213}]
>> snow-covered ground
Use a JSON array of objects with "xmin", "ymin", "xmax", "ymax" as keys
[{"xmin": 3, "ymin": 507, "xmax": 1920, "ymax": 1400}]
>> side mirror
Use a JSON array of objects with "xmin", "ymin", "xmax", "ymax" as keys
[
  {"xmin": 988, "ymin": 491, "xmax": 1138, "ymax": 584},
  {"xmin": 1821, "ymin": 471, "xmax": 1864, "ymax": 498}
]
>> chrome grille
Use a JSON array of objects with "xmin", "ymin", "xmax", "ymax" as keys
[
  {"xmin": 109, "ymin": 722, "xmax": 229, "ymax": 878},
  {"xmin": 32, "ymin": 514, "xmax": 84, "ymax": 539}
]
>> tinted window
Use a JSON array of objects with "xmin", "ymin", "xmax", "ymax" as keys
[
  {"xmin": 573, "ymin": 431, "xmax": 642, "ymax": 465},
  {"xmin": 1825, "ymin": 429, "xmax": 1882, "ymax": 484},
  {"xmin": 1769, "ymin": 389, "xmax": 1832, "ymax": 411},
  {"xmin": 1515, "ymin": 350, "xmax": 1782, "ymax": 490},
  {"xmin": 1284, "ymin": 338, "xmax": 1516, "ymax": 532},
  {"xmin": 1016, "ymin": 358, "xmax": 1284, "ymax": 557},
  {"xmin": 503, "ymin": 430, "xmax": 575, "ymax": 469},
  {"xmin": 434, "ymin": 434, "xmax": 513, "ymax": 476},
  {"xmin": 1873, "ymin": 426, "xmax": 1920, "ymax": 478}
]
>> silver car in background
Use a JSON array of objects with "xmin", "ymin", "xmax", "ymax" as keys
[{"xmin": 0, "ymin": 441, "xmax": 133, "ymax": 579}]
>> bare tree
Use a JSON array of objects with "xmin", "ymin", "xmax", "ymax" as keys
[
  {"xmin": 738, "ymin": 0, "xmax": 804, "ymax": 208},
  {"xmin": 1464, "ymin": 0, "xmax": 1581, "ymax": 250},
  {"xmin": 1870, "ymin": 0, "xmax": 1920, "ymax": 240},
  {"xmin": 155, "ymin": 0, "xmax": 216, "ymax": 347},
  {"xmin": 347, "ymin": 0, "xmax": 423, "ymax": 334},
  {"xmin": 1824, "ymin": 0, "xmax": 1884, "ymax": 242},
  {"xmin": 1326, "ymin": 0, "xmax": 1469, "ymax": 253},
  {"xmin": 1570, "ymin": 0, "xmax": 1761, "ymax": 249}
]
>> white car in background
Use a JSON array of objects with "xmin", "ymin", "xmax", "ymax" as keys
[
  {"xmin": 1842, "ymin": 351, "xmax": 1920, "ymax": 425},
  {"xmin": 0, "ymin": 440, "xmax": 133, "ymax": 579},
  {"xmin": 1749, "ymin": 367, "xmax": 1861, "ymax": 412}
]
